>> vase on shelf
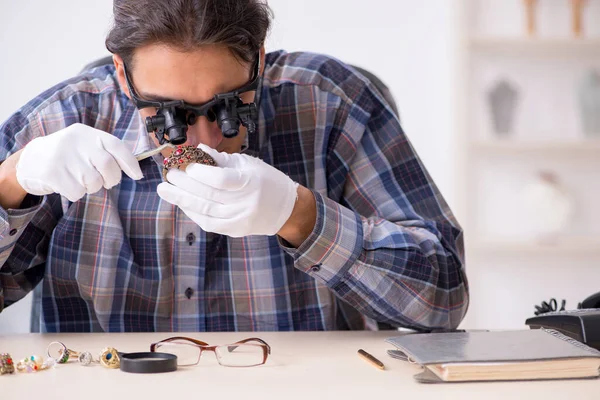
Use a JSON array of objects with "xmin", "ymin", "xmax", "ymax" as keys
[
  {"xmin": 578, "ymin": 70, "xmax": 600, "ymax": 137},
  {"xmin": 522, "ymin": 171, "xmax": 573, "ymax": 242},
  {"xmin": 487, "ymin": 79, "xmax": 519, "ymax": 137},
  {"xmin": 570, "ymin": 0, "xmax": 587, "ymax": 38},
  {"xmin": 522, "ymin": 0, "xmax": 537, "ymax": 37}
]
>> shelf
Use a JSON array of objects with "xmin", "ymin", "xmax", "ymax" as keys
[
  {"xmin": 470, "ymin": 37, "xmax": 600, "ymax": 56},
  {"xmin": 469, "ymin": 237, "xmax": 600, "ymax": 256},
  {"xmin": 470, "ymin": 138, "xmax": 600, "ymax": 154}
]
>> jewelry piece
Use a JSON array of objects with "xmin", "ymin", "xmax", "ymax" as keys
[
  {"xmin": 99, "ymin": 347, "xmax": 120, "ymax": 369},
  {"xmin": 162, "ymin": 145, "xmax": 217, "ymax": 181},
  {"xmin": 29, "ymin": 354, "xmax": 44, "ymax": 367},
  {"xmin": 78, "ymin": 351, "xmax": 95, "ymax": 366},
  {"xmin": 16, "ymin": 355, "xmax": 54, "ymax": 373},
  {"xmin": 0, "ymin": 353, "xmax": 15, "ymax": 375},
  {"xmin": 16, "ymin": 358, "xmax": 38, "ymax": 373},
  {"xmin": 46, "ymin": 341, "xmax": 80, "ymax": 364},
  {"xmin": 44, "ymin": 357, "xmax": 57, "ymax": 369},
  {"xmin": 47, "ymin": 341, "xmax": 70, "ymax": 363}
]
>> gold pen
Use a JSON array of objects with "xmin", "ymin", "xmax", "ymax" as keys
[{"xmin": 358, "ymin": 349, "xmax": 385, "ymax": 370}]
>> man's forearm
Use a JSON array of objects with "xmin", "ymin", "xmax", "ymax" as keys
[
  {"xmin": 0, "ymin": 149, "xmax": 28, "ymax": 210},
  {"xmin": 284, "ymin": 192, "xmax": 469, "ymax": 330},
  {"xmin": 277, "ymin": 185, "xmax": 317, "ymax": 248}
]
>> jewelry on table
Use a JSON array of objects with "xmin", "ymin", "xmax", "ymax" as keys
[
  {"xmin": 46, "ymin": 341, "xmax": 99, "ymax": 366},
  {"xmin": 162, "ymin": 145, "xmax": 217, "ymax": 181},
  {"xmin": 46, "ymin": 341, "xmax": 78, "ymax": 364},
  {"xmin": 99, "ymin": 347, "xmax": 120, "ymax": 369},
  {"xmin": 77, "ymin": 351, "xmax": 97, "ymax": 366},
  {"xmin": 15, "ymin": 355, "xmax": 55, "ymax": 373},
  {"xmin": 0, "ymin": 353, "xmax": 15, "ymax": 375}
]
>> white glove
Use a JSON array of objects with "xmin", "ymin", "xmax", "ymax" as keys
[
  {"xmin": 16, "ymin": 123, "xmax": 144, "ymax": 202},
  {"xmin": 157, "ymin": 144, "xmax": 299, "ymax": 237}
]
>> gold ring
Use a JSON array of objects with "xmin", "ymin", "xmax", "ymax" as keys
[
  {"xmin": 99, "ymin": 347, "xmax": 120, "ymax": 369},
  {"xmin": 67, "ymin": 349, "xmax": 80, "ymax": 358}
]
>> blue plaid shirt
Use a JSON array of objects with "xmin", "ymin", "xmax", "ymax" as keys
[{"xmin": 0, "ymin": 51, "xmax": 468, "ymax": 332}]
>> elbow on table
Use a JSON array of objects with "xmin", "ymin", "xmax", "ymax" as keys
[
  {"xmin": 419, "ymin": 277, "xmax": 470, "ymax": 331},
  {"xmin": 400, "ymin": 257, "xmax": 470, "ymax": 331},
  {"xmin": 396, "ymin": 287, "xmax": 468, "ymax": 332}
]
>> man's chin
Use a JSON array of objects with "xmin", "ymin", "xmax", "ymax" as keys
[{"xmin": 216, "ymin": 144, "xmax": 243, "ymax": 154}]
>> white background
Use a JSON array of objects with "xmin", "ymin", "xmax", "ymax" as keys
[
  {"xmin": 459, "ymin": 0, "xmax": 600, "ymax": 329},
  {"xmin": 0, "ymin": 0, "xmax": 459, "ymax": 333}
]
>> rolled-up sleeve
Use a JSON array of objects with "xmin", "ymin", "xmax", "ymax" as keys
[
  {"xmin": 0, "ymin": 196, "xmax": 48, "ymax": 311},
  {"xmin": 279, "ymin": 88, "xmax": 469, "ymax": 331},
  {"xmin": 0, "ymin": 197, "xmax": 43, "ymax": 249}
]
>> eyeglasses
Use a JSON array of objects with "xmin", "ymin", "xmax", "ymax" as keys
[
  {"xmin": 150, "ymin": 337, "xmax": 270, "ymax": 367},
  {"xmin": 122, "ymin": 54, "xmax": 261, "ymax": 117},
  {"xmin": 122, "ymin": 53, "xmax": 261, "ymax": 144}
]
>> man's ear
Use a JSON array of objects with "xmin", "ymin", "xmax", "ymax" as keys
[{"xmin": 112, "ymin": 54, "xmax": 131, "ymax": 99}]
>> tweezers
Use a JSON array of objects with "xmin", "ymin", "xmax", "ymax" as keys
[{"xmin": 135, "ymin": 142, "xmax": 177, "ymax": 161}]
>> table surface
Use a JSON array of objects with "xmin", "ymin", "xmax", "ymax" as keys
[{"xmin": 0, "ymin": 331, "xmax": 597, "ymax": 400}]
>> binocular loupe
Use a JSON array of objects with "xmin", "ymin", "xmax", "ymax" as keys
[
  {"xmin": 143, "ymin": 92, "xmax": 258, "ymax": 146},
  {"xmin": 123, "ymin": 54, "xmax": 262, "ymax": 146}
]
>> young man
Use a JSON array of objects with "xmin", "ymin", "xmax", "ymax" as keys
[{"xmin": 0, "ymin": 0, "xmax": 468, "ymax": 332}]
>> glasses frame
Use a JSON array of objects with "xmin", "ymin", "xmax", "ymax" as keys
[
  {"xmin": 122, "ymin": 53, "xmax": 262, "ymax": 117},
  {"xmin": 150, "ymin": 336, "xmax": 271, "ymax": 367}
]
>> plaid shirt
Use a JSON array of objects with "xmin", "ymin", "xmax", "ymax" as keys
[{"xmin": 0, "ymin": 51, "xmax": 468, "ymax": 332}]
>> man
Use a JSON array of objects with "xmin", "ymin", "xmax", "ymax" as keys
[{"xmin": 0, "ymin": 0, "xmax": 468, "ymax": 332}]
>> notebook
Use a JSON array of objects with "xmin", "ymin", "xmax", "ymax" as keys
[{"xmin": 385, "ymin": 328, "xmax": 600, "ymax": 383}]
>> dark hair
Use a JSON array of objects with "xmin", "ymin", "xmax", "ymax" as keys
[{"xmin": 105, "ymin": 0, "xmax": 272, "ymax": 68}]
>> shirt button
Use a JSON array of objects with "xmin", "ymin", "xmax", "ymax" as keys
[
  {"xmin": 186, "ymin": 232, "xmax": 196, "ymax": 245},
  {"xmin": 185, "ymin": 288, "xmax": 194, "ymax": 299},
  {"xmin": 9, "ymin": 228, "xmax": 17, "ymax": 236},
  {"xmin": 310, "ymin": 264, "xmax": 321, "ymax": 273}
]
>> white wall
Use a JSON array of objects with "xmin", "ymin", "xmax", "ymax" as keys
[
  {"xmin": 0, "ymin": 0, "xmax": 115, "ymax": 119},
  {"xmin": 458, "ymin": 0, "xmax": 600, "ymax": 330},
  {"xmin": 0, "ymin": 1, "xmax": 458, "ymax": 332},
  {"xmin": 0, "ymin": 0, "xmax": 115, "ymax": 333}
]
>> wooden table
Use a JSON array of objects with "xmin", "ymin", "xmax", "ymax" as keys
[{"xmin": 0, "ymin": 331, "xmax": 597, "ymax": 399}]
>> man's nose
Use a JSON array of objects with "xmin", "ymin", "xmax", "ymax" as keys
[
  {"xmin": 189, "ymin": 115, "xmax": 216, "ymax": 134},
  {"xmin": 187, "ymin": 116, "xmax": 222, "ymax": 146}
]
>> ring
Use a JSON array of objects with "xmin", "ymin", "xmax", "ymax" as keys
[
  {"xmin": 16, "ymin": 355, "xmax": 46, "ymax": 373},
  {"xmin": 99, "ymin": 347, "xmax": 120, "ymax": 369},
  {"xmin": 47, "ymin": 341, "xmax": 70, "ymax": 364},
  {"xmin": 162, "ymin": 145, "xmax": 217, "ymax": 181},
  {"xmin": 0, "ymin": 353, "xmax": 14, "ymax": 375},
  {"xmin": 78, "ymin": 351, "xmax": 95, "ymax": 366},
  {"xmin": 66, "ymin": 349, "xmax": 80, "ymax": 358}
]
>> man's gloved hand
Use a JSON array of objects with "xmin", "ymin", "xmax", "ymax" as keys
[
  {"xmin": 157, "ymin": 144, "xmax": 299, "ymax": 237},
  {"xmin": 16, "ymin": 123, "xmax": 144, "ymax": 202}
]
